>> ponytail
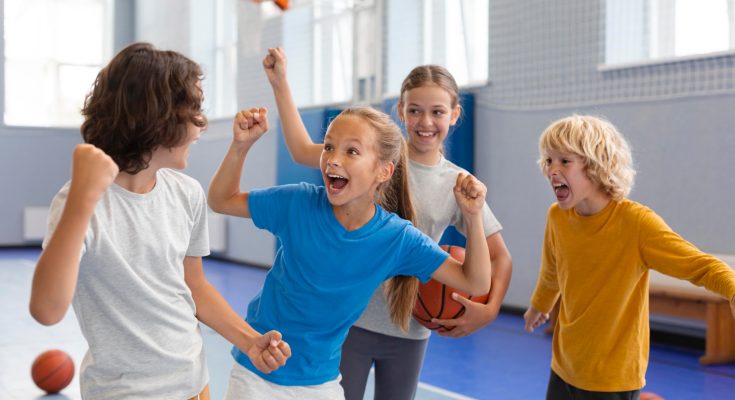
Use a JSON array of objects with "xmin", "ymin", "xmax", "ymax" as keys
[
  {"xmin": 380, "ymin": 138, "xmax": 420, "ymax": 331},
  {"xmin": 338, "ymin": 107, "xmax": 419, "ymax": 331}
]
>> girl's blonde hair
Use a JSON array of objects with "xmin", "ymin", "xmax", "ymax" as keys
[
  {"xmin": 538, "ymin": 115, "xmax": 636, "ymax": 200},
  {"xmin": 337, "ymin": 107, "xmax": 418, "ymax": 331}
]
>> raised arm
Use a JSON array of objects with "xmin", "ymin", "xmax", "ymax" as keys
[
  {"xmin": 430, "ymin": 173, "xmax": 492, "ymax": 296},
  {"xmin": 263, "ymin": 47, "xmax": 322, "ymax": 167},
  {"xmin": 30, "ymin": 144, "xmax": 119, "ymax": 325},
  {"xmin": 208, "ymin": 108, "xmax": 269, "ymax": 218}
]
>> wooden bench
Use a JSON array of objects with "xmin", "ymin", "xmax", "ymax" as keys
[{"xmin": 545, "ymin": 256, "xmax": 735, "ymax": 365}]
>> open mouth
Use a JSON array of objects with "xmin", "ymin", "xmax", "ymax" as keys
[
  {"xmin": 327, "ymin": 174, "xmax": 349, "ymax": 190},
  {"xmin": 553, "ymin": 183, "xmax": 570, "ymax": 201}
]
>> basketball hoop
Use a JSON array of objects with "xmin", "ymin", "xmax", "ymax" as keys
[{"xmin": 250, "ymin": 0, "xmax": 289, "ymax": 11}]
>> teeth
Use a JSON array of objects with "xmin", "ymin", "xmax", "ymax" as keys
[
  {"xmin": 417, "ymin": 131, "xmax": 434, "ymax": 137},
  {"xmin": 328, "ymin": 174, "xmax": 346, "ymax": 179}
]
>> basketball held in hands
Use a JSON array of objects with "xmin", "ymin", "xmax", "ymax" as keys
[{"xmin": 413, "ymin": 245, "xmax": 489, "ymax": 331}]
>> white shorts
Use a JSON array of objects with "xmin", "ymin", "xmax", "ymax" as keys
[{"xmin": 224, "ymin": 362, "xmax": 345, "ymax": 400}]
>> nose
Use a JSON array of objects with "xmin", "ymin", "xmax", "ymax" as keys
[
  {"xmin": 326, "ymin": 154, "xmax": 341, "ymax": 167},
  {"xmin": 418, "ymin": 112, "xmax": 432, "ymax": 127},
  {"xmin": 546, "ymin": 163, "xmax": 559, "ymax": 176}
]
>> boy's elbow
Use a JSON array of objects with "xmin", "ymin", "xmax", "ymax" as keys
[{"xmin": 29, "ymin": 302, "xmax": 63, "ymax": 326}]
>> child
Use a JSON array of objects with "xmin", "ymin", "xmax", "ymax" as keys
[
  {"xmin": 262, "ymin": 47, "xmax": 512, "ymax": 399},
  {"xmin": 524, "ymin": 115, "xmax": 735, "ymax": 399},
  {"xmin": 29, "ymin": 42, "xmax": 289, "ymax": 400},
  {"xmin": 208, "ymin": 105, "xmax": 492, "ymax": 399}
]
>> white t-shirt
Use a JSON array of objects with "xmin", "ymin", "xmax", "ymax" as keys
[
  {"xmin": 43, "ymin": 168, "xmax": 210, "ymax": 399},
  {"xmin": 353, "ymin": 157, "xmax": 503, "ymax": 340}
]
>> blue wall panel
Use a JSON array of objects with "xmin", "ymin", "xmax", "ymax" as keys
[{"xmin": 276, "ymin": 107, "xmax": 341, "ymax": 185}]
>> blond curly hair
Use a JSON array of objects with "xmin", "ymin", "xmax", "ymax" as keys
[{"xmin": 538, "ymin": 115, "xmax": 636, "ymax": 200}]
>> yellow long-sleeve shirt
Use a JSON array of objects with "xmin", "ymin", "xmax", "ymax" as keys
[{"xmin": 530, "ymin": 199, "xmax": 735, "ymax": 392}]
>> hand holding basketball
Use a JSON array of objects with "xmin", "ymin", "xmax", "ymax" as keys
[
  {"xmin": 453, "ymin": 173, "xmax": 486, "ymax": 216},
  {"xmin": 233, "ymin": 107, "xmax": 269, "ymax": 145},
  {"xmin": 31, "ymin": 349, "xmax": 74, "ymax": 394},
  {"xmin": 413, "ymin": 245, "xmax": 490, "ymax": 331},
  {"xmin": 432, "ymin": 292, "xmax": 497, "ymax": 338},
  {"xmin": 523, "ymin": 306, "xmax": 549, "ymax": 332}
]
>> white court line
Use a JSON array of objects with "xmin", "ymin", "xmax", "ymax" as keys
[
  {"xmin": 417, "ymin": 381, "xmax": 478, "ymax": 400},
  {"xmin": 365, "ymin": 368, "xmax": 477, "ymax": 400}
]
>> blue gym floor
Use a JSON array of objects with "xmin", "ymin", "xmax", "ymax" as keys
[{"xmin": 1, "ymin": 248, "xmax": 734, "ymax": 399}]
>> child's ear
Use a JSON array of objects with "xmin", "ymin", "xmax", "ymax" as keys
[
  {"xmin": 378, "ymin": 161, "xmax": 395, "ymax": 183},
  {"xmin": 449, "ymin": 105, "xmax": 461, "ymax": 126},
  {"xmin": 397, "ymin": 104, "xmax": 406, "ymax": 123}
]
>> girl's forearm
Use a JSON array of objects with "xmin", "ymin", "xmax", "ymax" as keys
[
  {"xmin": 208, "ymin": 141, "xmax": 251, "ymax": 211},
  {"xmin": 462, "ymin": 214, "xmax": 492, "ymax": 295},
  {"xmin": 271, "ymin": 82, "xmax": 321, "ymax": 167}
]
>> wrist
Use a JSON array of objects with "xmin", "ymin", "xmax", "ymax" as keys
[
  {"xmin": 67, "ymin": 184, "xmax": 104, "ymax": 211},
  {"xmin": 231, "ymin": 139, "xmax": 255, "ymax": 152}
]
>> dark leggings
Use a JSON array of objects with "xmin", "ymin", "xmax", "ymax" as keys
[
  {"xmin": 340, "ymin": 326, "xmax": 429, "ymax": 400},
  {"xmin": 547, "ymin": 370, "xmax": 641, "ymax": 400}
]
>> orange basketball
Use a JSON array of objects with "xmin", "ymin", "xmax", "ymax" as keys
[
  {"xmin": 640, "ymin": 392, "xmax": 665, "ymax": 400},
  {"xmin": 413, "ymin": 245, "xmax": 489, "ymax": 331},
  {"xmin": 31, "ymin": 349, "xmax": 75, "ymax": 394}
]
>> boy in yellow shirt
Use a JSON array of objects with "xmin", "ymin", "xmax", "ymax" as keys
[{"xmin": 524, "ymin": 115, "xmax": 735, "ymax": 399}]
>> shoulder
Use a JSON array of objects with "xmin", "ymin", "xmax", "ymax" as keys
[
  {"xmin": 157, "ymin": 170, "xmax": 206, "ymax": 210},
  {"xmin": 379, "ymin": 207, "xmax": 414, "ymax": 229},
  {"xmin": 547, "ymin": 202, "xmax": 563, "ymax": 218},
  {"xmin": 159, "ymin": 169, "xmax": 204, "ymax": 193},
  {"xmin": 439, "ymin": 158, "xmax": 468, "ymax": 174},
  {"xmin": 253, "ymin": 182, "xmax": 323, "ymax": 199},
  {"xmin": 617, "ymin": 199, "xmax": 668, "ymax": 229},
  {"xmin": 615, "ymin": 199, "xmax": 657, "ymax": 222}
]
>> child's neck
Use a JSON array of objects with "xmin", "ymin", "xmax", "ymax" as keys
[
  {"xmin": 332, "ymin": 201, "xmax": 377, "ymax": 232},
  {"xmin": 115, "ymin": 168, "xmax": 159, "ymax": 194},
  {"xmin": 574, "ymin": 193, "xmax": 612, "ymax": 216},
  {"xmin": 408, "ymin": 147, "xmax": 442, "ymax": 166}
]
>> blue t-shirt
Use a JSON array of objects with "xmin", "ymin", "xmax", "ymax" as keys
[{"xmin": 232, "ymin": 183, "xmax": 448, "ymax": 386}]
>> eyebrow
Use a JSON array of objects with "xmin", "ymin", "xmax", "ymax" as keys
[
  {"xmin": 407, "ymin": 103, "xmax": 449, "ymax": 109},
  {"xmin": 324, "ymin": 136, "xmax": 364, "ymax": 147}
]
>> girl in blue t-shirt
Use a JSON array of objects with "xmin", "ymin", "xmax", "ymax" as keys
[{"xmin": 208, "ymin": 106, "xmax": 492, "ymax": 399}]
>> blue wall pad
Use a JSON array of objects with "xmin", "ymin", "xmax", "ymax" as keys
[
  {"xmin": 382, "ymin": 93, "xmax": 475, "ymax": 247},
  {"xmin": 276, "ymin": 107, "xmax": 342, "ymax": 185}
]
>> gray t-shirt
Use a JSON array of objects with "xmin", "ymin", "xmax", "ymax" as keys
[
  {"xmin": 353, "ymin": 157, "xmax": 503, "ymax": 339},
  {"xmin": 43, "ymin": 168, "xmax": 210, "ymax": 399}
]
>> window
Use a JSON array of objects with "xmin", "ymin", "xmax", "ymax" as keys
[
  {"xmin": 282, "ymin": 0, "xmax": 355, "ymax": 106},
  {"xmin": 190, "ymin": 0, "xmax": 238, "ymax": 118},
  {"xmin": 279, "ymin": 0, "xmax": 489, "ymax": 106},
  {"xmin": 605, "ymin": 0, "xmax": 735, "ymax": 66},
  {"xmin": 4, "ymin": 0, "xmax": 112, "ymax": 127},
  {"xmin": 384, "ymin": 0, "xmax": 489, "ymax": 97}
]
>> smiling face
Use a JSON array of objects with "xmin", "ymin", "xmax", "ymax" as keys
[
  {"xmin": 398, "ymin": 85, "xmax": 460, "ymax": 165},
  {"xmin": 543, "ymin": 149, "xmax": 610, "ymax": 216},
  {"xmin": 320, "ymin": 115, "xmax": 393, "ymax": 210}
]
